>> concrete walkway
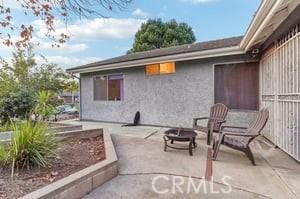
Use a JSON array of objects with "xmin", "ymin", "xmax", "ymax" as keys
[
  {"xmin": 62, "ymin": 121, "xmax": 300, "ymax": 199},
  {"xmin": 0, "ymin": 131, "xmax": 11, "ymax": 141}
]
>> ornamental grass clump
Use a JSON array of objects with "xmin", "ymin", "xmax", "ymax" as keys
[
  {"xmin": 0, "ymin": 122, "xmax": 11, "ymax": 132},
  {"xmin": 0, "ymin": 120, "xmax": 58, "ymax": 178},
  {"xmin": 0, "ymin": 146, "xmax": 6, "ymax": 162}
]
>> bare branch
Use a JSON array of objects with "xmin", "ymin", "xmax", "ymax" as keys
[{"xmin": 0, "ymin": 0, "xmax": 132, "ymax": 49}]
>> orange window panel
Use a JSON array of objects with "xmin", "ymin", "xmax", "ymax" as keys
[
  {"xmin": 146, "ymin": 64, "xmax": 160, "ymax": 75},
  {"xmin": 160, "ymin": 62, "xmax": 175, "ymax": 74}
]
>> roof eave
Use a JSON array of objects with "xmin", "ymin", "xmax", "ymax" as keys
[
  {"xmin": 67, "ymin": 46, "xmax": 244, "ymax": 74},
  {"xmin": 240, "ymin": 0, "xmax": 300, "ymax": 51},
  {"xmin": 240, "ymin": 0, "xmax": 279, "ymax": 51}
]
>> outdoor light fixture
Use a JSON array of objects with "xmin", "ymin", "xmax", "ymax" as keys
[{"xmin": 251, "ymin": 48, "xmax": 260, "ymax": 58}]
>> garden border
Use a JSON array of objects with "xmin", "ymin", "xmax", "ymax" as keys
[
  {"xmin": 47, "ymin": 122, "xmax": 83, "ymax": 133},
  {"xmin": 0, "ymin": 122, "xmax": 83, "ymax": 143},
  {"xmin": 21, "ymin": 128, "xmax": 118, "ymax": 199}
]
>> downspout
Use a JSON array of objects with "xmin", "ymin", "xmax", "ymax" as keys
[{"xmin": 69, "ymin": 73, "xmax": 82, "ymax": 121}]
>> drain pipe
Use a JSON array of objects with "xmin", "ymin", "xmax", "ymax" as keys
[{"xmin": 68, "ymin": 72, "xmax": 82, "ymax": 121}]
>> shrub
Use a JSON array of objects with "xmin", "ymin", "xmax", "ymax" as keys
[
  {"xmin": 0, "ymin": 88, "xmax": 36, "ymax": 124},
  {"xmin": 1, "ymin": 120, "xmax": 58, "ymax": 178}
]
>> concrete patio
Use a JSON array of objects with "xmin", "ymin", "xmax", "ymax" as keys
[{"xmin": 62, "ymin": 120, "xmax": 300, "ymax": 199}]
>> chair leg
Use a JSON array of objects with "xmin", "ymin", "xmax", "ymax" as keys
[
  {"xmin": 163, "ymin": 136, "xmax": 168, "ymax": 152},
  {"xmin": 189, "ymin": 140, "xmax": 193, "ymax": 156},
  {"xmin": 212, "ymin": 140, "xmax": 221, "ymax": 161},
  {"xmin": 244, "ymin": 146, "xmax": 256, "ymax": 165},
  {"xmin": 207, "ymin": 130, "xmax": 211, "ymax": 145},
  {"xmin": 193, "ymin": 138, "xmax": 197, "ymax": 148}
]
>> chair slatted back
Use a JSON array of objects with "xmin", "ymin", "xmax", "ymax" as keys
[
  {"xmin": 246, "ymin": 108, "xmax": 269, "ymax": 135},
  {"xmin": 207, "ymin": 103, "xmax": 228, "ymax": 132}
]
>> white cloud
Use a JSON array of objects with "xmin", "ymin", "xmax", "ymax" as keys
[
  {"xmin": 35, "ymin": 42, "xmax": 88, "ymax": 53},
  {"xmin": 1, "ymin": 54, "xmax": 100, "ymax": 69},
  {"xmin": 33, "ymin": 18, "xmax": 145, "ymax": 41},
  {"xmin": 0, "ymin": 35, "xmax": 88, "ymax": 56},
  {"xmin": 179, "ymin": 0, "xmax": 218, "ymax": 4},
  {"xmin": 35, "ymin": 55, "xmax": 100, "ymax": 69},
  {"xmin": 0, "ymin": 37, "xmax": 21, "ymax": 57},
  {"xmin": 1, "ymin": 0, "xmax": 21, "ymax": 9},
  {"xmin": 0, "ymin": 43, "xmax": 12, "ymax": 55},
  {"xmin": 132, "ymin": 8, "xmax": 150, "ymax": 18},
  {"xmin": 114, "ymin": 45, "xmax": 130, "ymax": 53},
  {"xmin": 158, "ymin": 12, "xmax": 166, "ymax": 18}
]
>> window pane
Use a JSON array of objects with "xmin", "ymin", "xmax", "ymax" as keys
[
  {"xmin": 214, "ymin": 63, "xmax": 259, "ymax": 110},
  {"xmin": 160, "ymin": 62, "xmax": 175, "ymax": 74},
  {"xmin": 146, "ymin": 64, "xmax": 159, "ymax": 75},
  {"xmin": 108, "ymin": 75, "xmax": 123, "ymax": 101},
  {"xmin": 94, "ymin": 75, "xmax": 107, "ymax": 100}
]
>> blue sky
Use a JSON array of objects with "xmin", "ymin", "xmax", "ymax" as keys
[{"xmin": 1, "ymin": 0, "xmax": 261, "ymax": 68}]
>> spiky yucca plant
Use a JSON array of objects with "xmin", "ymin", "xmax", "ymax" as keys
[
  {"xmin": 4, "ymin": 120, "xmax": 58, "ymax": 178},
  {"xmin": 34, "ymin": 91, "xmax": 55, "ymax": 121}
]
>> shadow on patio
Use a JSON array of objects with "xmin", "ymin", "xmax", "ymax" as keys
[{"xmin": 62, "ymin": 120, "xmax": 300, "ymax": 199}]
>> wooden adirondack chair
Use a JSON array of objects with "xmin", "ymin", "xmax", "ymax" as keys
[
  {"xmin": 212, "ymin": 108, "xmax": 269, "ymax": 165},
  {"xmin": 193, "ymin": 103, "xmax": 228, "ymax": 145}
]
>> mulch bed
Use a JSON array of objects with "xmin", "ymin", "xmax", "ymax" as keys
[{"xmin": 0, "ymin": 135, "xmax": 105, "ymax": 199}]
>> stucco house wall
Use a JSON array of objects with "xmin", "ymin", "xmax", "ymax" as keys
[{"xmin": 80, "ymin": 55, "xmax": 257, "ymax": 127}]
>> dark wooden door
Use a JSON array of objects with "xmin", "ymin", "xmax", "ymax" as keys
[{"xmin": 214, "ymin": 62, "xmax": 259, "ymax": 111}]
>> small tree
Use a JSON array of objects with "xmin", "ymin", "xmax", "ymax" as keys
[
  {"xmin": 128, "ymin": 19, "xmax": 196, "ymax": 53},
  {"xmin": 0, "ymin": 50, "xmax": 35, "ymax": 97},
  {"xmin": 10, "ymin": 50, "xmax": 36, "ymax": 85},
  {"xmin": 0, "ymin": 67, "xmax": 16, "ymax": 98},
  {"xmin": 30, "ymin": 64, "xmax": 71, "ymax": 93},
  {"xmin": 33, "ymin": 91, "xmax": 55, "ymax": 121},
  {"xmin": 0, "ymin": 50, "xmax": 76, "ymax": 123}
]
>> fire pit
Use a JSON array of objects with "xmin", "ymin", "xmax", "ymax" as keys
[{"xmin": 163, "ymin": 128, "xmax": 197, "ymax": 156}]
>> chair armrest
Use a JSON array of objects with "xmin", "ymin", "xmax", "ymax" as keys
[
  {"xmin": 193, "ymin": 117, "xmax": 208, "ymax": 127},
  {"xmin": 213, "ymin": 120, "xmax": 226, "ymax": 124},
  {"xmin": 221, "ymin": 125, "xmax": 247, "ymax": 131},
  {"xmin": 193, "ymin": 117, "xmax": 209, "ymax": 121},
  {"xmin": 222, "ymin": 131, "xmax": 256, "ymax": 137}
]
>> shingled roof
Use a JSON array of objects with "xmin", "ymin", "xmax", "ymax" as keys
[{"xmin": 67, "ymin": 36, "xmax": 243, "ymax": 72}]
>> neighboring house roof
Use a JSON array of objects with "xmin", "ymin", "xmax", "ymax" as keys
[{"xmin": 67, "ymin": 36, "xmax": 244, "ymax": 73}]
